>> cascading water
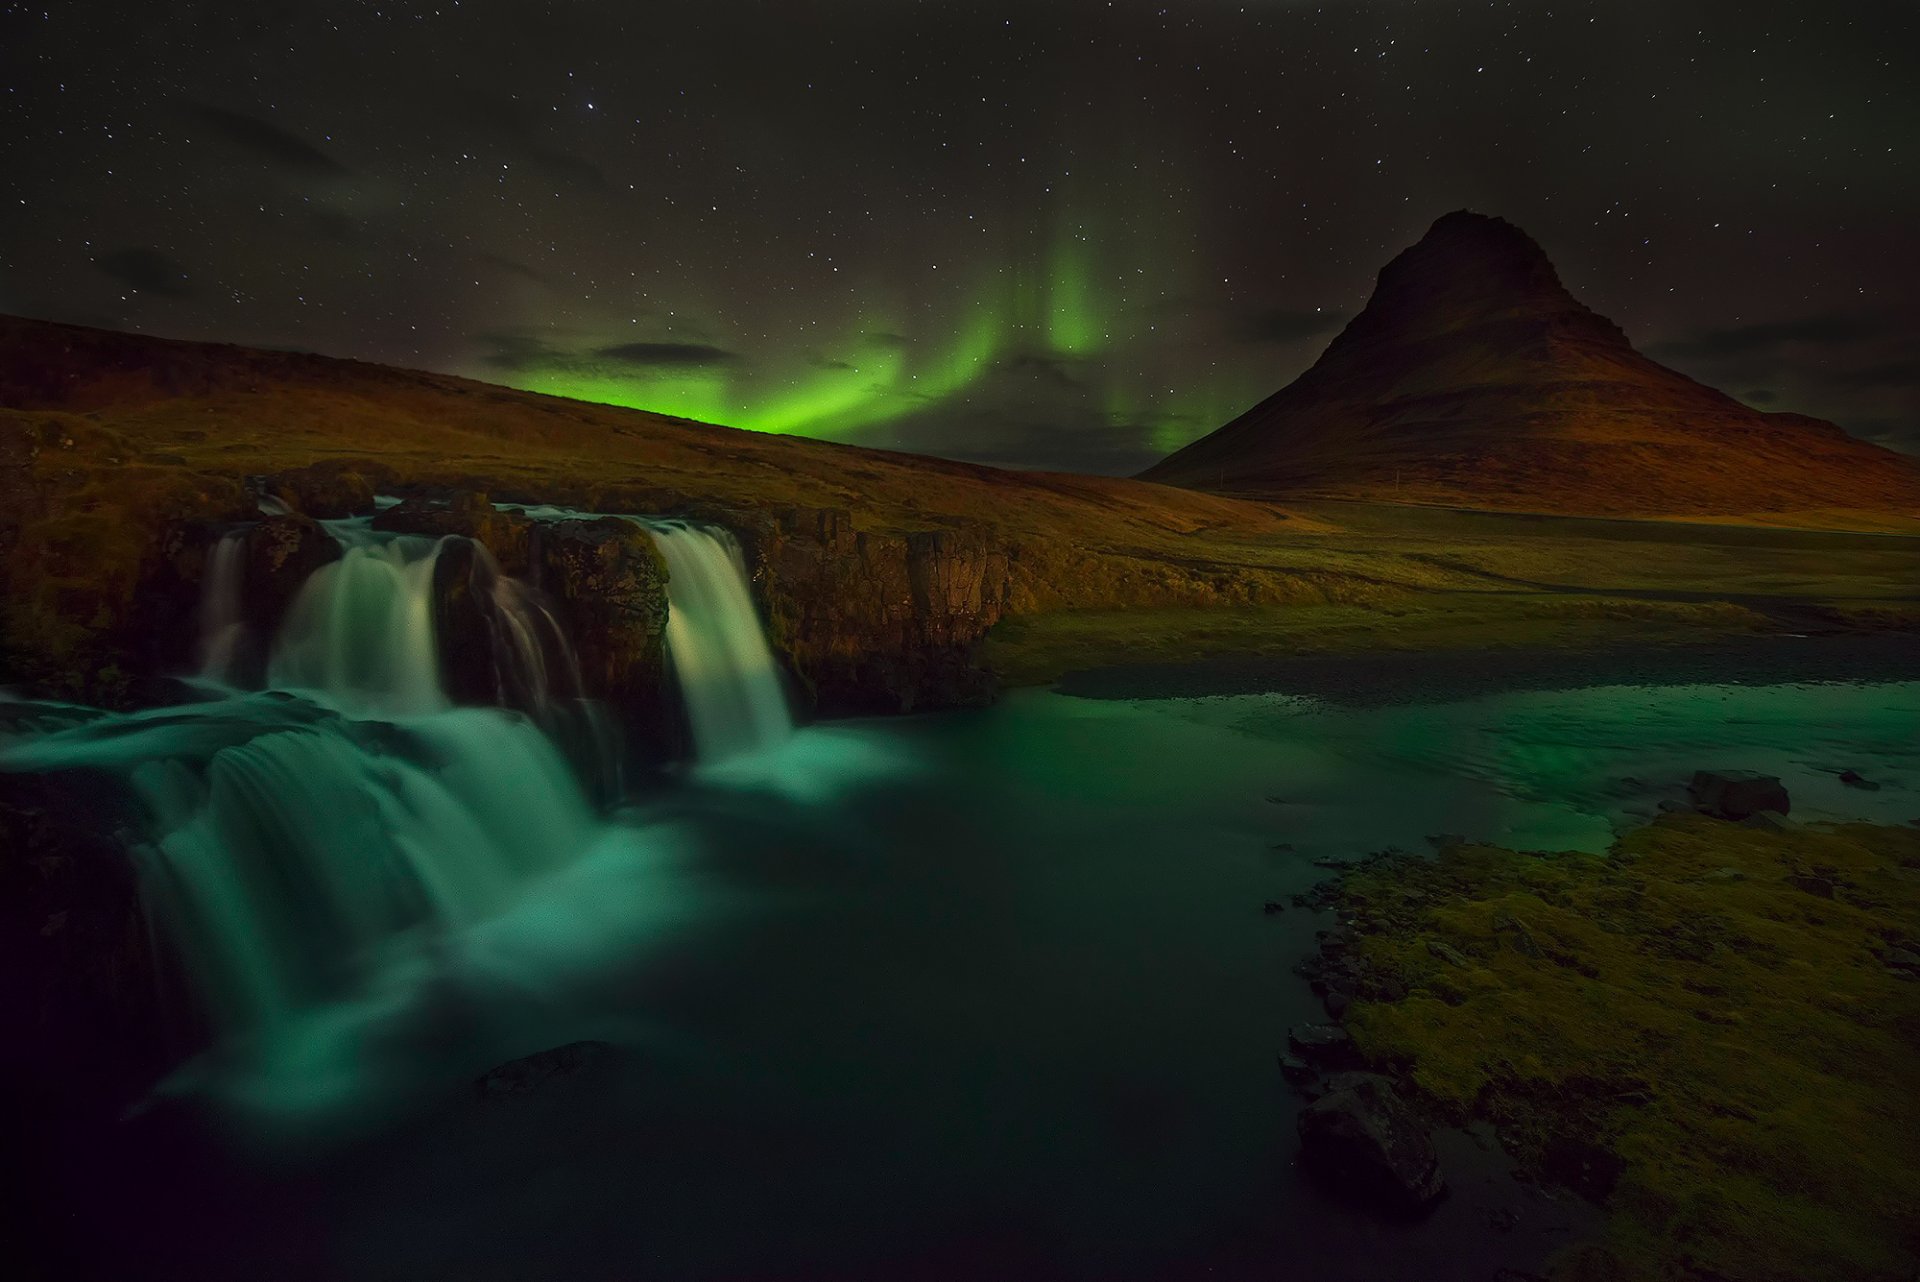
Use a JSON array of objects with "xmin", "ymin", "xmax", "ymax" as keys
[
  {"xmin": 196, "ymin": 530, "xmax": 249, "ymax": 683},
  {"xmin": 267, "ymin": 529, "xmax": 449, "ymax": 715},
  {"xmin": 642, "ymin": 520, "xmax": 794, "ymax": 763},
  {"xmin": 0, "ymin": 503, "xmax": 799, "ymax": 1080},
  {"xmin": 5, "ymin": 695, "xmax": 595, "ymax": 1034},
  {"xmin": 0, "ymin": 515, "xmax": 630, "ymax": 1059}
]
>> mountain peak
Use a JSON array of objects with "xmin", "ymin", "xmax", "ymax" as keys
[
  {"xmin": 1332, "ymin": 209, "xmax": 1607, "ymax": 353},
  {"xmin": 1138, "ymin": 212, "xmax": 1920, "ymax": 520}
]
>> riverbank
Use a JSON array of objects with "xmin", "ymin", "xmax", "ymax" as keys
[{"xmin": 1288, "ymin": 814, "xmax": 1920, "ymax": 1281}]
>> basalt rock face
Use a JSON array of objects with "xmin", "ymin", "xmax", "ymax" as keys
[
  {"xmin": 739, "ymin": 507, "xmax": 1015, "ymax": 714},
  {"xmin": 528, "ymin": 517, "xmax": 673, "ymax": 736},
  {"xmin": 240, "ymin": 514, "xmax": 340, "ymax": 637},
  {"xmin": 1142, "ymin": 211, "xmax": 1920, "ymax": 519}
]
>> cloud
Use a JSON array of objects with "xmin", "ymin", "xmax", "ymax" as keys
[
  {"xmin": 1009, "ymin": 352, "xmax": 1089, "ymax": 390},
  {"xmin": 185, "ymin": 103, "xmax": 352, "ymax": 175},
  {"xmin": 95, "ymin": 247, "xmax": 193, "ymax": 298},
  {"xmin": 593, "ymin": 342, "xmax": 739, "ymax": 367},
  {"xmin": 1828, "ymin": 358, "xmax": 1920, "ymax": 389},
  {"xmin": 1644, "ymin": 312, "xmax": 1888, "ymax": 362},
  {"xmin": 472, "ymin": 330, "xmax": 569, "ymax": 373},
  {"xmin": 1237, "ymin": 306, "xmax": 1348, "ymax": 343}
]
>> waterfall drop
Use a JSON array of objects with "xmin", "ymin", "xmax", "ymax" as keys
[
  {"xmin": 643, "ymin": 520, "xmax": 794, "ymax": 763},
  {"xmin": 267, "ymin": 533, "xmax": 449, "ymax": 716},
  {"xmin": 197, "ymin": 530, "xmax": 249, "ymax": 683}
]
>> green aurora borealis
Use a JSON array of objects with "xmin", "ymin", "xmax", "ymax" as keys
[
  {"xmin": 12, "ymin": 1, "xmax": 1916, "ymax": 471},
  {"xmin": 501, "ymin": 192, "xmax": 1268, "ymax": 459}
]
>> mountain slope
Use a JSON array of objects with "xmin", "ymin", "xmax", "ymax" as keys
[{"xmin": 1140, "ymin": 212, "xmax": 1920, "ymax": 523}]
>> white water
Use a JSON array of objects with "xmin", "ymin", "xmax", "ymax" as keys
[
  {"xmin": 0, "ymin": 505, "xmax": 801, "ymax": 1076},
  {"xmin": 268, "ymin": 532, "xmax": 449, "ymax": 715},
  {"xmin": 196, "ymin": 530, "xmax": 249, "ymax": 683},
  {"xmin": 643, "ymin": 520, "xmax": 794, "ymax": 763}
]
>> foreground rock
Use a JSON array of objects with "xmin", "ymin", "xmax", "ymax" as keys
[
  {"xmin": 1688, "ymin": 769, "xmax": 1790, "ymax": 820},
  {"xmin": 1297, "ymin": 1073, "xmax": 1446, "ymax": 1213}
]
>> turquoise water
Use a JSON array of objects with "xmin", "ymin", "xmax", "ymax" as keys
[{"xmin": 13, "ymin": 675, "xmax": 1911, "ymax": 1280}]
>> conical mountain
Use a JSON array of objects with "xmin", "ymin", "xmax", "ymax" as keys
[{"xmin": 1141, "ymin": 211, "xmax": 1920, "ymax": 522}]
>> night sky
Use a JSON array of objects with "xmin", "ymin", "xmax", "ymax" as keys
[{"xmin": 4, "ymin": 0, "xmax": 1916, "ymax": 472}]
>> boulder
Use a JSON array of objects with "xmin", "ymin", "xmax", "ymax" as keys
[
  {"xmin": 1297, "ymin": 1073, "xmax": 1446, "ymax": 1212},
  {"xmin": 242, "ymin": 514, "xmax": 340, "ymax": 642},
  {"xmin": 1740, "ymin": 810, "xmax": 1798, "ymax": 834},
  {"xmin": 1288, "ymin": 1022, "xmax": 1363, "ymax": 1069},
  {"xmin": 373, "ymin": 492, "xmax": 534, "ymax": 574},
  {"xmin": 1689, "ymin": 770, "xmax": 1790, "ymax": 821}
]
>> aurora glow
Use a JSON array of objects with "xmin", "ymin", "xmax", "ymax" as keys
[{"xmin": 12, "ymin": 1, "xmax": 1917, "ymax": 472}]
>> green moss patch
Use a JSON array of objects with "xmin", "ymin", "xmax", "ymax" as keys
[{"xmin": 1322, "ymin": 815, "xmax": 1920, "ymax": 1281}]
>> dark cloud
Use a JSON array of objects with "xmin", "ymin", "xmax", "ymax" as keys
[
  {"xmin": 1829, "ymin": 358, "xmax": 1920, "ymax": 389},
  {"xmin": 184, "ymin": 103, "xmax": 352, "ymax": 175},
  {"xmin": 593, "ymin": 342, "xmax": 739, "ymax": 367},
  {"xmin": 1238, "ymin": 307, "xmax": 1348, "ymax": 344},
  {"xmin": 472, "ymin": 330, "xmax": 568, "ymax": 373},
  {"xmin": 808, "ymin": 354, "xmax": 857, "ymax": 371},
  {"xmin": 1644, "ymin": 312, "xmax": 1889, "ymax": 362},
  {"xmin": 95, "ymin": 247, "xmax": 193, "ymax": 298}
]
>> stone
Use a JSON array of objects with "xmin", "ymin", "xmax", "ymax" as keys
[
  {"xmin": 1785, "ymin": 873, "xmax": 1835, "ymax": 899},
  {"xmin": 1277, "ymin": 1054, "xmax": 1317, "ymax": 1087},
  {"xmin": 1288, "ymin": 1022, "xmax": 1363, "ymax": 1069},
  {"xmin": 1689, "ymin": 770, "xmax": 1790, "ymax": 821},
  {"xmin": 1323, "ymin": 990, "xmax": 1352, "ymax": 1020},
  {"xmin": 242, "ymin": 514, "xmax": 340, "ymax": 643},
  {"xmin": 1740, "ymin": 810, "xmax": 1798, "ymax": 834},
  {"xmin": 1296, "ymin": 1073, "xmax": 1445, "ymax": 1212},
  {"xmin": 373, "ymin": 491, "xmax": 534, "ymax": 574},
  {"xmin": 1491, "ymin": 910, "xmax": 1542, "ymax": 957},
  {"xmin": 1426, "ymin": 939, "xmax": 1470, "ymax": 966}
]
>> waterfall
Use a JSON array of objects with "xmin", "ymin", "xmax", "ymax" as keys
[
  {"xmin": 4, "ymin": 695, "xmax": 594, "ymax": 1033},
  {"xmin": 197, "ymin": 530, "xmax": 249, "ymax": 683},
  {"xmin": 1, "ymin": 503, "xmax": 798, "ymax": 1057},
  {"xmin": 268, "ymin": 534, "xmax": 449, "ymax": 716},
  {"xmin": 643, "ymin": 520, "xmax": 794, "ymax": 762}
]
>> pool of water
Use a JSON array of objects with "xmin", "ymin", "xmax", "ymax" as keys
[{"xmin": 26, "ymin": 677, "xmax": 1920, "ymax": 1280}]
